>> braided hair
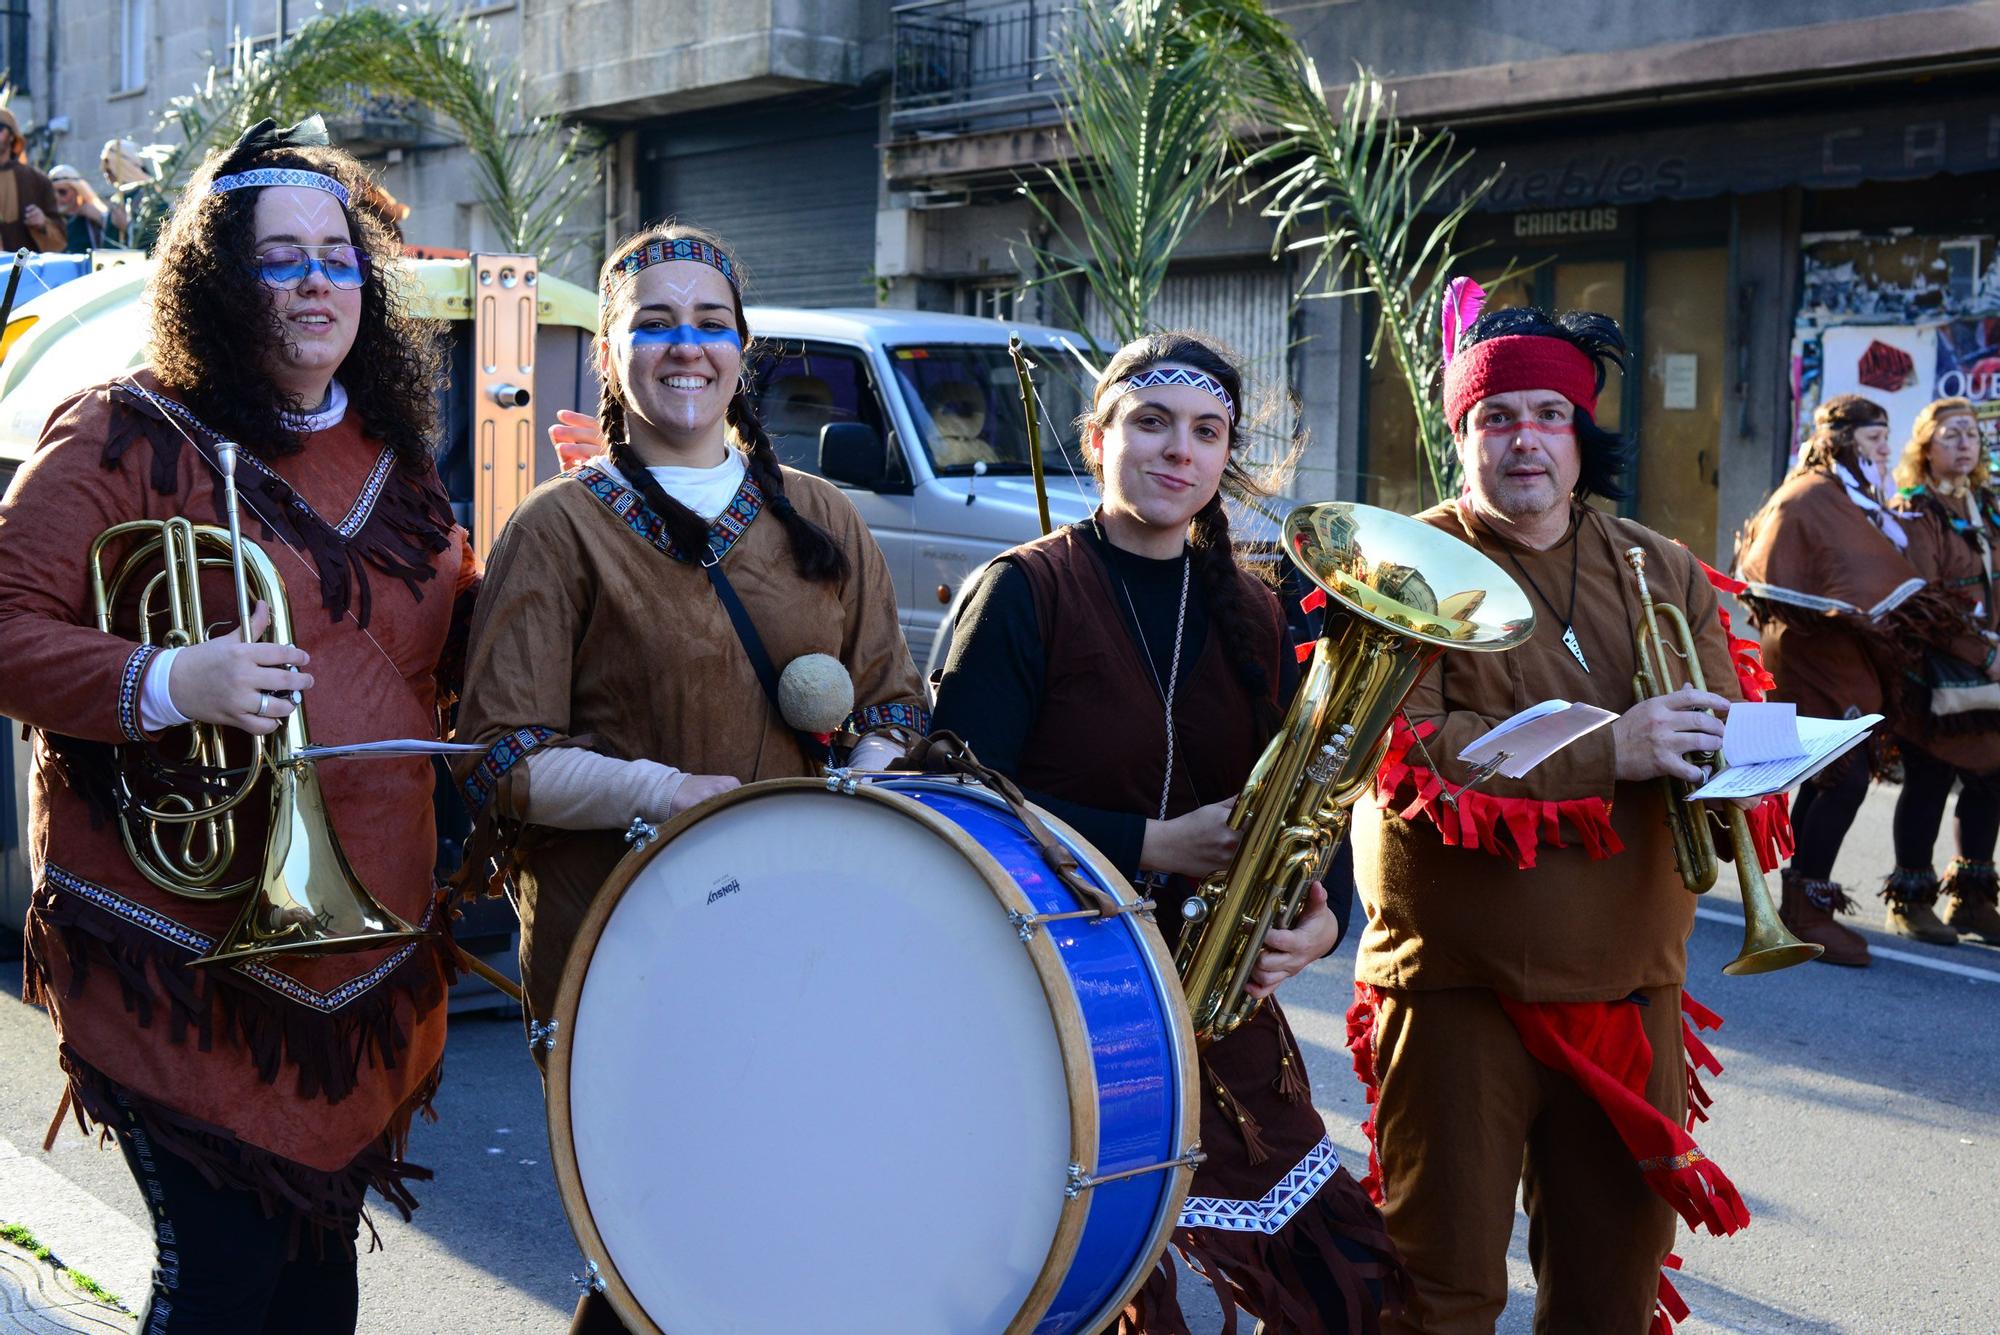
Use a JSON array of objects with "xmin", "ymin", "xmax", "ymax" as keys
[
  {"xmin": 1447, "ymin": 305, "xmax": 1634, "ymax": 502},
  {"xmin": 595, "ymin": 221, "xmax": 848, "ymax": 582},
  {"xmin": 1079, "ymin": 331, "xmax": 1278, "ymax": 718}
]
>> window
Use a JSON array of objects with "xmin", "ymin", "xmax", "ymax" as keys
[
  {"xmin": 745, "ymin": 341, "xmax": 891, "ymax": 479},
  {"xmin": 885, "ymin": 342, "xmax": 1090, "ymax": 479},
  {"xmin": 114, "ymin": 0, "xmax": 148, "ymax": 90},
  {"xmin": 958, "ymin": 281, "xmax": 1023, "ymax": 323}
]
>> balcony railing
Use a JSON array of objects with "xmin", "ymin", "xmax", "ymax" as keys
[{"xmin": 891, "ymin": 0, "xmax": 1066, "ymax": 132}]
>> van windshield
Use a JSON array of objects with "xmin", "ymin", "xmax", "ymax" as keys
[{"xmin": 886, "ymin": 342, "xmax": 1092, "ymax": 480}]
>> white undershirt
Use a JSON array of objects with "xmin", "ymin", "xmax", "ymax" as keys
[{"xmin": 639, "ymin": 449, "xmax": 748, "ymax": 521}]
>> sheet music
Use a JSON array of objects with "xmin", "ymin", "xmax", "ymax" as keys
[
  {"xmin": 1459, "ymin": 700, "xmax": 1619, "ymax": 780},
  {"xmin": 1687, "ymin": 714, "xmax": 1881, "ymax": 801},
  {"xmin": 1721, "ymin": 702, "xmax": 1799, "ymax": 766}
]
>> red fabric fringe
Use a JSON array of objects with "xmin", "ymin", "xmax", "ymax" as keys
[
  {"xmin": 1497, "ymin": 996, "xmax": 1750, "ymax": 1239},
  {"xmin": 1679, "ymin": 992, "xmax": 1726, "ymax": 1132},
  {"xmin": 1344, "ymin": 982, "xmax": 1387, "ymax": 1207},
  {"xmin": 1652, "ymin": 1253, "xmax": 1690, "ymax": 1335},
  {"xmin": 1374, "ymin": 715, "xmax": 1623, "ymax": 869},
  {"xmin": 1695, "ymin": 555, "xmax": 1796, "ymax": 871}
]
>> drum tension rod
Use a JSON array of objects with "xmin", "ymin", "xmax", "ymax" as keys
[
  {"xmin": 625, "ymin": 817, "xmax": 657, "ymax": 848},
  {"xmin": 572, "ymin": 1259, "xmax": 606, "ymax": 1294},
  {"xmin": 1065, "ymin": 1147, "xmax": 1207, "ymax": 1198},
  {"xmin": 1008, "ymin": 900, "xmax": 1156, "ymax": 941},
  {"xmin": 529, "ymin": 1019, "xmax": 560, "ymax": 1054}
]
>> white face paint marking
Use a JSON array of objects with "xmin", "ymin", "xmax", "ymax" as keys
[{"xmin": 659, "ymin": 276, "xmax": 700, "ymax": 305}]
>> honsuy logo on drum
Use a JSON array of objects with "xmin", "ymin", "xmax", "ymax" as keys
[{"xmin": 706, "ymin": 877, "xmax": 742, "ymax": 905}]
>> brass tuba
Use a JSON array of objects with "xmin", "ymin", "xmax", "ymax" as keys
[
  {"xmin": 1174, "ymin": 503, "xmax": 1538, "ymax": 1044},
  {"xmin": 87, "ymin": 440, "xmax": 426, "ymax": 968},
  {"xmin": 1624, "ymin": 547, "xmax": 1821, "ymax": 974}
]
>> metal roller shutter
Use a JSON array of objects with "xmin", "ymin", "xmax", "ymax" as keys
[
  {"xmin": 638, "ymin": 92, "xmax": 881, "ymax": 309},
  {"xmin": 1085, "ymin": 264, "xmax": 1297, "ymax": 472}
]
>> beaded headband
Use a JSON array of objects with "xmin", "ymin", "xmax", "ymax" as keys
[
  {"xmin": 607, "ymin": 237, "xmax": 741, "ymax": 294},
  {"xmin": 208, "ymin": 167, "xmax": 351, "ymax": 207},
  {"xmin": 1110, "ymin": 365, "xmax": 1236, "ymax": 422}
]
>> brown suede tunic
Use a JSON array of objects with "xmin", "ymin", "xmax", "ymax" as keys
[
  {"xmin": 1353, "ymin": 501, "xmax": 1741, "ymax": 1003},
  {"xmin": 0, "ymin": 373, "xmax": 470, "ymax": 1224},
  {"xmin": 453, "ymin": 459, "xmax": 927, "ymax": 1024},
  {"xmin": 1736, "ymin": 468, "xmax": 1986, "ymax": 722}
]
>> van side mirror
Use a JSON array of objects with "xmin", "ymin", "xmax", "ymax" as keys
[{"xmin": 819, "ymin": 422, "xmax": 887, "ymax": 487}]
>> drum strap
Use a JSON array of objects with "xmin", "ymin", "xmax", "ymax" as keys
[
  {"xmin": 895, "ymin": 732, "xmax": 1126, "ymax": 918},
  {"xmin": 700, "ymin": 553, "xmax": 829, "ymax": 764}
]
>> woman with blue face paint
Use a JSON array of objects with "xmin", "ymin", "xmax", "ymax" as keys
[{"xmin": 452, "ymin": 214, "xmax": 929, "ymax": 1296}]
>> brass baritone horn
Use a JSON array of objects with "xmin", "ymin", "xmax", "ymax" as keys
[
  {"xmin": 87, "ymin": 439, "xmax": 426, "ymax": 968},
  {"xmin": 1173, "ymin": 503, "xmax": 1538, "ymax": 1044},
  {"xmin": 1624, "ymin": 546, "xmax": 1821, "ymax": 974}
]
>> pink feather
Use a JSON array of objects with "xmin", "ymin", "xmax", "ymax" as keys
[{"xmin": 1440, "ymin": 276, "xmax": 1487, "ymax": 367}]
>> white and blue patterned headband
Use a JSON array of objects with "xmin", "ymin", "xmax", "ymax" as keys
[
  {"xmin": 1109, "ymin": 365, "xmax": 1237, "ymax": 422},
  {"xmin": 208, "ymin": 167, "xmax": 351, "ymax": 208}
]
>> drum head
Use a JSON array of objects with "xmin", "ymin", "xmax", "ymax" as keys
[{"xmin": 549, "ymin": 781, "xmax": 1092, "ymax": 1334}]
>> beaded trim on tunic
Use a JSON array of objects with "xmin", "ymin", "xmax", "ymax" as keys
[
  {"xmin": 461, "ymin": 725, "xmax": 557, "ymax": 812},
  {"xmin": 1177, "ymin": 1136, "xmax": 1341, "ymax": 1234},
  {"xmin": 571, "ymin": 462, "xmax": 765, "ymax": 565},
  {"xmin": 135, "ymin": 390, "xmax": 397, "ymax": 539},
  {"xmin": 41, "ymin": 863, "xmax": 434, "ymax": 1012},
  {"xmin": 845, "ymin": 701, "xmax": 931, "ymax": 737},
  {"xmin": 117, "ymin": 645, "xmax": 159, "ymax": 741}
]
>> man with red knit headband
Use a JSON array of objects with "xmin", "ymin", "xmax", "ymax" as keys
[{"xmin": 1347, "ymin": 288, "xmax": 1789, "ymax": 1334}]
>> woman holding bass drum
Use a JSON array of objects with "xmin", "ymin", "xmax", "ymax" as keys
[
  {"xmin": 452, "ymin": 222, "xmax": 928, "ymax": 1334},
  {"xmin": 931, "ymin": 331, "xmax": 1408, "ymax": 1334}
]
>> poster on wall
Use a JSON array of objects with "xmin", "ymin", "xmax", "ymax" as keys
[
  {"xmin": 1818, "ymin": 325, "xmax": 1939, "ymax": 453},
  {"xmin": 1933, "ymin": 317, "xmax": 2000, "ymax": 443},
  {"xmin": 1801, "ymin": 319, "xmax": 2000, "ymax": 468}
]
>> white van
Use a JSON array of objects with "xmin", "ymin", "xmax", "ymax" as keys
[{"xmin": 740, "ymin": 307, "xmax": 1103, "ymax": 665}]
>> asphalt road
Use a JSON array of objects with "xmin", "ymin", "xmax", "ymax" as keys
[{"xmin": 1, "ymin": 782, "xmax": 1995, "ymax": 1334}]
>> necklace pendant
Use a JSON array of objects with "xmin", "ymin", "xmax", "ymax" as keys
[{"xmin": 1562, "ymin": 624, "xmax": 1591, "ymax": 673}]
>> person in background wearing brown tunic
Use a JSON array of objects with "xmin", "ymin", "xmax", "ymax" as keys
[
  {"xmin": 0, "ymin": 105, "xmax": 68, "ymax": 252},
  {"xmin": 452, "ymin": 222, "xmax": 926, "ymax": 1335},
  {"xmin": 932, "ymin": 331, "xmax": 1406, "ymax": 1335},
  {"xmin": 0, "ymin": 118, "xmax": 473, "ymax": 1332},
  {"xmin": 1887, "ymin": 396, "xmax": 2000, "ymax": 944},
  {"xmin": 1737, "ymin": 394, "xmax": 1999, "ymax": 960},
  {"xmin": 1352, "ymin": 303, "xmax": 1776, "ymax": 1335}
]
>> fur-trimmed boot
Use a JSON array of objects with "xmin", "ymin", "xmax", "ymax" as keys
[
  {"xmin": 1941, "ymin": 858, "xmax": 2000, "ymax": 945},
  {"xmin": 1881, "ymin": 866, "xmax": 1960, "ymax": 945},
  {"xmin": 1781, "ymin": 870, "xmax": 1871, "ymax": 967}
]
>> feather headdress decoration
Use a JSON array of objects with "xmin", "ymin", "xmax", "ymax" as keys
[{"xmin": 1440, "ymin": 276, "xmax": 1487, "ymax": 367}]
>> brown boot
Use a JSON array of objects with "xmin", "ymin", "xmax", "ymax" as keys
[
  {"xmin": 1941, "ymin": 858, "xmax": 2000, "ymax": 945},
  {"xmin": 1882, "ymin": 866, "xmax": 1960, "ymax": 944},
  {"xmin": 1782, "ymin": 871, "xmax": 1871, "ymax": 966}
]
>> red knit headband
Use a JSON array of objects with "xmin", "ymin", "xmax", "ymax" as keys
[{"xmin": 1443, "ymin": 334, "xmax": 1600, "ymax": 433}]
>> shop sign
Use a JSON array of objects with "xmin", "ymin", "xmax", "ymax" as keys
[{"xmin": 1511, "ymin": 207, "xmax": 1621, "ymax": 239}]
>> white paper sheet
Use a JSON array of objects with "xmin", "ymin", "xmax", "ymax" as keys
[
  {"xmin": 1459, "ymin": 700, "xmax": 1619, "ymax": 780},
  {"xmin": 1687, "ymin": 714, "xmax": 1881, "ymax": 801},
  {"xmin": 1720, "ymin": 701, "xmax": 1799, "ymax": 766}
]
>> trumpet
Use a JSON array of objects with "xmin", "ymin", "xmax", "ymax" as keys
[
  {"xmin": 88, "ymin": 440, "xmax": 426, "ymax": 968},
  {"xmin": 1624, "ymin": 546, "xmax": 1821, "ymax": 975}
]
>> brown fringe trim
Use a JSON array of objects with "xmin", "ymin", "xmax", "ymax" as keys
[
  {"xmin": 28, "ymin": 878, "xmax": 457, "ymax": 1104},
  {"xmin": 1206, "ymin": 1063, "xmax": 1271, "ymax": 1167},
  {"xmin": 103, "ymin": 386, "xmax": 455, "ymax": 631},
  {"xmin": 1942, "ymin": 857, "xmax": 2000, "ymax": 906},
  {"xmin": 1273, "ymin": 1005, "xmax": 1312, "ymax": 1104},
  {"xmin": 1117, "ymin": 1167, "xmax": 1409, "ymax": 1335},
  {"xmin": 55, "ymin": 1043, "xmax": 439, "ymax": 1258},
  {"xmin": 37, "ymin": 732, "xmax": 121, "ymax": 830}
]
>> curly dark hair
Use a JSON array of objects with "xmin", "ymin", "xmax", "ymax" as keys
[
  {"xmin": 1077, "ymin": 330, "xmax": 1281, "ymax": 714},
  {"xmin": 1448, "ymin": 305, "xmax": 1635, "ymax": 502},
  {"xmin": 146, "ymin": 137, "xmax": 442, "ymax": 473},
  {"xmin": 595, "ymin": 220, "xmax": 848, "ymax": 584}
]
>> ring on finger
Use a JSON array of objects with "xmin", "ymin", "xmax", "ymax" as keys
[{"xmin": 254, "ymin": 693, "xmax": 267, "ymax": 718}]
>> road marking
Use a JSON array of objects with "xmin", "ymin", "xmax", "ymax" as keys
[{"xmin": 1693, "ymin": 905, "xmax": 2000, "ymax": 982}]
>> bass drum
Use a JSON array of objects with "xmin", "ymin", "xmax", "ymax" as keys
[{"xmin": 546, "ymin": 775, "xmax": 1200, "ymax": 1334}]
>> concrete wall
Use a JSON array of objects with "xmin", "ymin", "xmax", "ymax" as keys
[{"xmin": 525, "ymin": 0, "xmax": 889, "ymax": 121}]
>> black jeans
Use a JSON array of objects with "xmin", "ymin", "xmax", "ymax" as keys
[
  {"xmin": 1892, "ymin": 745, "xmax": 2000, "ymax": 870},
  {"xmin": 1790, "ymin": 756, "xmax": 1872, "ymax": 881},
  {"xmin": 115, "ymin": 1102, "xmax": 360, "ymax": 1335}
]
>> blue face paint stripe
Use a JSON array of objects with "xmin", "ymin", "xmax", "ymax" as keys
[{"xmin": 619, "ymin": 324, "xmax": 742, "ymax": 349}]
